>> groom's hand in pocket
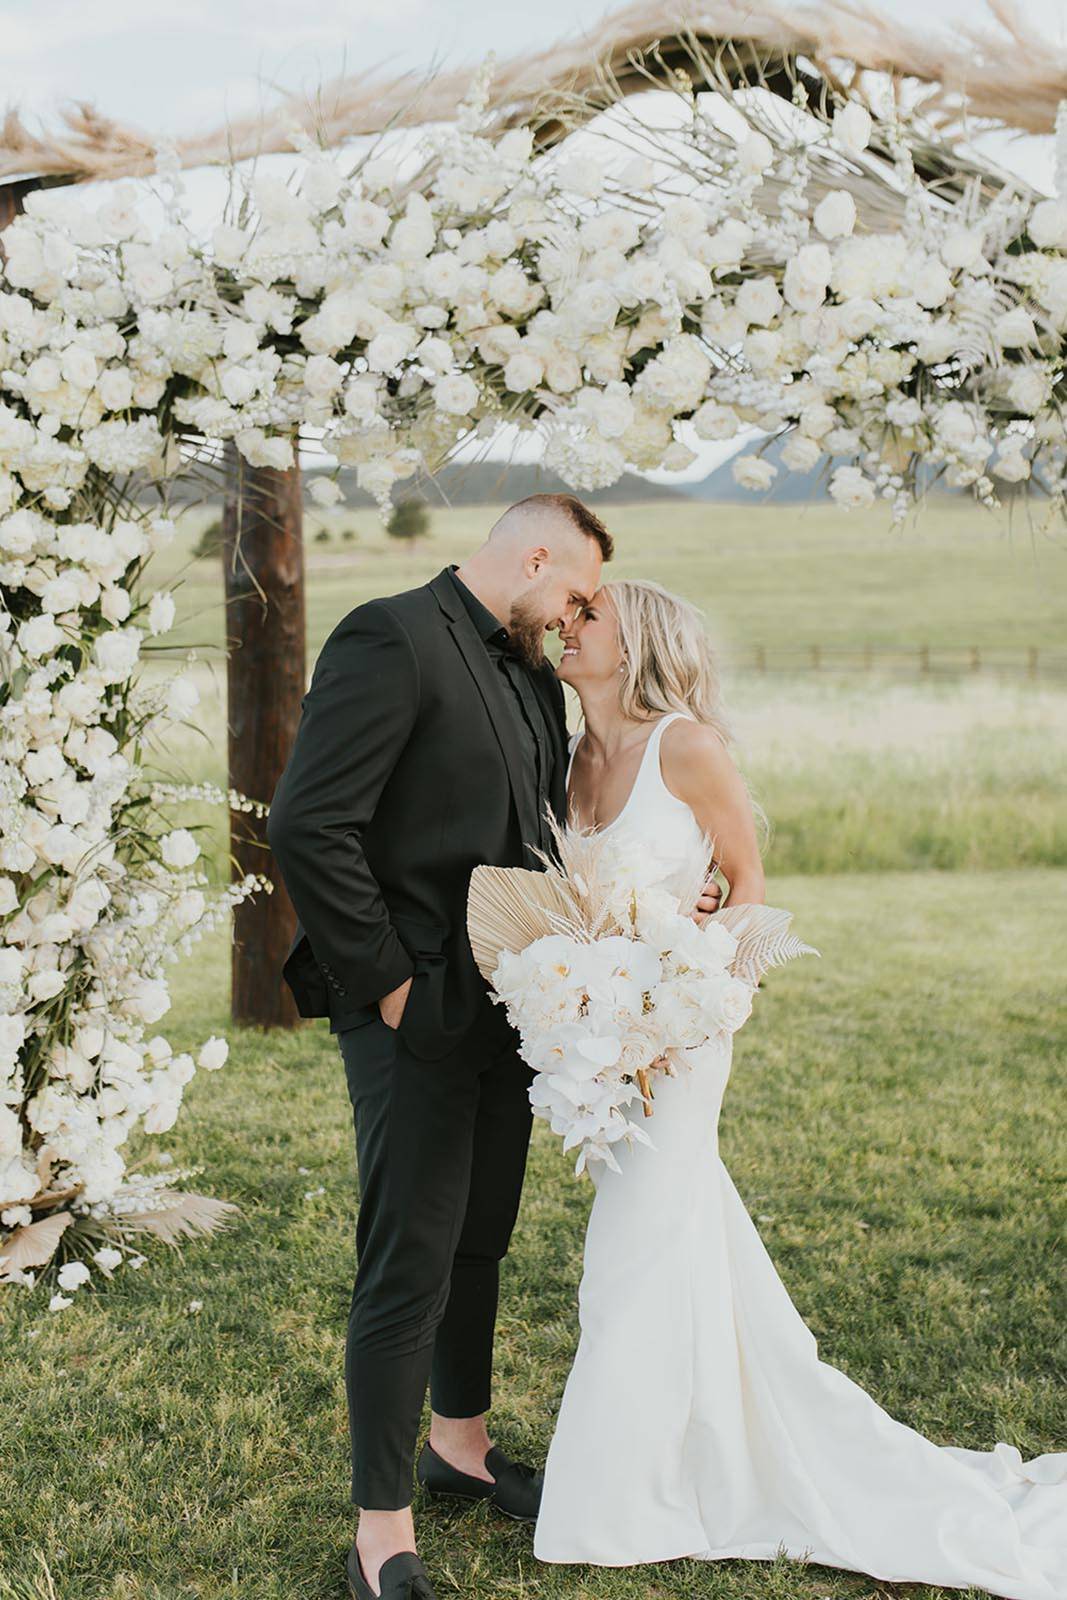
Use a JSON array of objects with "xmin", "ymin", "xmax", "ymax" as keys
[{"xmin": 378, "ymin": 976, "xmax": 413, "ymax": 1030}]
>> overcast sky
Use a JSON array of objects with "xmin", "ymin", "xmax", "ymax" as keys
[
  {"xmin": 6, "ymin": 0, "xmax": 1063, "ymax": 175},
  {"xmin": 5, "ymin": 0, "xmax": 1064, "ymax": 480}
]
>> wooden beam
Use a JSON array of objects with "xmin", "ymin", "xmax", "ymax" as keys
[{"xmin": 222, "ymin": 443, "xmax": 307, "ymax": 1028}]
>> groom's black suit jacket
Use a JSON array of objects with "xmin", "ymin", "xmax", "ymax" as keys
[{"xmin": 266, "ymin": 567, "xmax": 568, "ymax": 1060}]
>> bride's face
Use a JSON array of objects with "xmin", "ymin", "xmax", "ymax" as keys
[{"xmin": 556, "ymin": 589, "xmax": 622, "ymax": 686}]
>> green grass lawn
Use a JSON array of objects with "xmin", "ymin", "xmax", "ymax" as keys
[{"xmin": 3, "ymin": 869, "xmax": 1064, "ymax": 1600}]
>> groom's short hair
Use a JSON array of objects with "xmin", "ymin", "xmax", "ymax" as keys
[{"xmin": 494, "ymin": 493, "xmax": 614, "ymax": 561}]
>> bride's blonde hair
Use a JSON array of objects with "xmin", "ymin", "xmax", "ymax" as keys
[{"xmin": 600, "ymin": 578, "xmax": 770, "ymax": 848}]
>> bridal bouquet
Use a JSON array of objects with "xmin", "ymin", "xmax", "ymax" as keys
[{"xmin": 468, "ymin": 823, "xmax": 819, "ymax": 1175}]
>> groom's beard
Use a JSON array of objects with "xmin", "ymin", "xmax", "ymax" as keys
[{"xmin": 506, "ymin": 595, "xmax": 547, "ymax": 669}]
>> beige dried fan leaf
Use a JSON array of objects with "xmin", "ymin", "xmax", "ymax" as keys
[
  {"xmin": 710, "ymin": 903, "xmax": 821, "ymax": 987},
  {"xmin": 118, "ymin": 1191, "xmax": 242, "ymax": 1247},
  {"xmin": 0, "ymin": 1210, "xmax": 73, "ymax": 1281},
  {"xmin": 467, "ymin": 864, "xmax": 577, "ymax": 982}
]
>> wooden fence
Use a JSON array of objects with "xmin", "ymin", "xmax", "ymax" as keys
[{"xmin": 731, "ymin": 645, "xmax": 1067, "ymax": 679}]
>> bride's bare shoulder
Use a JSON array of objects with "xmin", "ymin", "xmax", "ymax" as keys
[{"xmin": 660, "ymin": 716, "xmax": 737, "ymax": 794}]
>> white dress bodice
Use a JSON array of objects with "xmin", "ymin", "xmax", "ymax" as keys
[{"xmin": 565, "ymin": 710, "xmax": 708, "ymax": 894}]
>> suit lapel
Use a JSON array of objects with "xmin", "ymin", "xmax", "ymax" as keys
[
  {"xmin": 530, "ymin": 666, "xmax": 568, "ymax": 821},
  {"xmin": 428, "ymin": 570, "xmax": 540, "ymax": 853}
]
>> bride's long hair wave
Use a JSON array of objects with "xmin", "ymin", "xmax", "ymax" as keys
[{"xmin": 600, "ymin": 577, "xmax": 771, "ymax": 850}]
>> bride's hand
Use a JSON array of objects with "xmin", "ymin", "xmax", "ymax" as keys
[{"xmin": 690, "ymin": 872, "xmax": 723, "ymax": 925}]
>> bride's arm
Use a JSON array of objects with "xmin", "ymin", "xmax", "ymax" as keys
[{"xmin": 661, "ymin": 718, "xmax": 766, "ymax": 907}]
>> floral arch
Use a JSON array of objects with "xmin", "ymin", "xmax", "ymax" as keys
[{"xmin": 0, "ymin": 4, "xmax": 1064, "ymax": 1294}]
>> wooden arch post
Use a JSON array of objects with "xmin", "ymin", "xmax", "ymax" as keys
[{"xmin": 222, "ymin": 442, "xmax": 306, "ymax": 1028}]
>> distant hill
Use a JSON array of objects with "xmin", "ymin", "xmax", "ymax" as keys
[
  {"xmin": 675, "ymin": 433, "xmax": 955, "ymax": 504},
  {"xmin": 311, "ymin": 458, "xmax": 686, "ymax": 508}
]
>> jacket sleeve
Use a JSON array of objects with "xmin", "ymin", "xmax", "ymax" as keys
[{"xmin": 266, "ymin": 600, "xmax": 418, "ymax": 1008}]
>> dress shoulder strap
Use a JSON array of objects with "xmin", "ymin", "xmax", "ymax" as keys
[
  {"xmin": 629, "ymin": 711, "xmax": 695, "ymax": 805},
  {"xmin": 565, "ymin": 728, "xmax": 584, "ymax": 785}
]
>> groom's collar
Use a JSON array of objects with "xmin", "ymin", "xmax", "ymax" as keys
[{"xmin": 441, "ymin": 565, "xmax": 509, "ymax": 649}]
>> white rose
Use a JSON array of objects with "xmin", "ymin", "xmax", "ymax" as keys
[
  {"xmin": 544, "ymin": 350, "xmax": 582, "ymax": 393},
  {"xmin": 813, "ymin": 190, "xmax": 856, "ymax": 240},
  {"xmin": 829, "ymin": 464, "xmax": 875, "ymax": 509},
  {"xmin": 731, "ymin": 454, "xmax": 776, "ymax": 491},
  {"xmin": 737, "ymin": 131, "xmax": 774, "ymax": 175},
  {"xmin": 780, "ymin": 433, "xmax": 822, "ymax": 472},
  {"xmin": 98, "ymin": 367, "xmax": 134, "ymax": 410},
  {"xmin": 160, "ymin": 827, "xmax": 201, "ymax": 869},
  {"xmin": 783, "ymin": 243, "xmax": 831, "ymax": 311},
  {"xmin": 93, "ymin": 626, "xmax": 142, "ymax": 682},
  {"xmin": 736, "ymin": 276, "xmax": 781, "ymax": 327},
  {"xmin": 503, "ymin": 350, "xmax": 545, "ymax": 392},
  {"xmin": 487, "ymin": 264, "xmax": 543, "ymax": 317},
  {"xmin": 994, "ymin": 307, "xmax": 1037, "ymax": 348},
  {"xmin": 832, "ymin": 102, "xmax": 872, "ymax": 154},
  {"xmin": 1007, "ymin": 365, "xmax": 1051, "ymax": 415},
  {"xmin": 0, "ymin": 1104, "xmax": 22, "ymax": 1159},
  {"xmin": 60, "ymin": 345, "xmax": 98, "ymax": 390},
  {"xmin": 563, "ymin": 282, "xmax": 621, "ymax": 335},
  {"xmin": 365, "ymin": 328, "xmax": 415, "ymax": 373},
  {"xmin": 662, "ymin": 196, "xmax": 707, "ymax": 238},
  {"xmin": 703, "ymin": 220, "xmax": 752, "ymax": 270},
  {"xmin": 198, "ymin": 1036, "xmax": 229, "ymax": 1071},
  {"xmin": 57, "ymin": 1260, "xmax": 91, "ymax": 1291},
  {"xmin": 744, "ymin": 329, "xmax": 782, "ymax": 371},
  {"xmin": 343, "ymin": 198, "xmax": 391, "ymax": 248},
  {"xmin": 304, "ymin": 355, "xmax": 344, "ymax": 398},
  {"xmin": 433, "ymin": 373, "xmax": 479, "ymax": 415},
  {"xmin": 940, "ymin": 228, "xmax": 985, "ymax": 271},
  {"xmin": 220, "ymin": 366, "xmax": 257, "ymax": 406},
  {"xmin": 236, "ymin": 430, "xmax": 294, "ymax": 471},
  {"xmin": 992, "ymin": 441, "xmax": 1030, "ymax": 481},
  {"xmin": 885, "ymin": 397, "xmax": 923, "ymax": 428},
  {"xmin": 799, "ymin": 403, "xmax": 836, "ymax": 439},
  {"xmin": 308, "ymin": 476, "xmax": 343, "ymax": 508},
  {"xmin": 1028, "ymin": 199, "xmax": 1067, "ymax": 250},
  {"xmin": 913, "ymin": 258, "xmax": 953, "ymax": 309},
  {"xmin": 691, "ymin": 401, "xmax": 739, "ymax": 440},
  {"xmin": 18, "ymin": 613, "xmax": 63, "ymax": 658},
  {"xmin": 212, "ymin": 224, "xmax": 251, "ymax": 266}
]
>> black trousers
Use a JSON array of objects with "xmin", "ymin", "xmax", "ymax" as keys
[{"xmin": 338, "ymin": 1000, "xmax": 535, "ymax": 1510}]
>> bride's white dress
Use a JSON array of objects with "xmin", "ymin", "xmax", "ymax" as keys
[{"xmin": 533, "ymin": 711, "xmax": 1067, "ymax": 1597}]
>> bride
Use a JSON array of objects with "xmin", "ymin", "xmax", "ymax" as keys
[{"xmin": 532, "ymin": 577, "xmax": 1066, "ymax": 1598}]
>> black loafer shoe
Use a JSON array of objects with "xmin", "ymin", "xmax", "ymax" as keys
[
  {"xmin": 346, "ymin": 1544, "xmax": 437, "ymax": 1600},
  {"xmin": 416, "ymin": 1439, "xmax": 543, "ymax": 1523}
]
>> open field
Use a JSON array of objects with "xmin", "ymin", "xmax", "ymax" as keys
[
  {"xmin": 1, "ymin": 869, "xmax": 1064, "ymax": 1600},
  {"xmin": 142, "ymin": 498, "xmax": 1067, "ymax": 877},
  {"xmin": 149, "ymin": 495, "xmax": 1067, "ymax": 663}
]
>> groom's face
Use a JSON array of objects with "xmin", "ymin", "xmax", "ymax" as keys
[{"xmin": 506, "ymin": 538, "xmax": 603, "ymax": 669}]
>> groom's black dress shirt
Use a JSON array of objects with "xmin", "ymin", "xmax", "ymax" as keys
[{"xmin": 446, "ymin": 565, "xmax": 554, "ymax": 858}]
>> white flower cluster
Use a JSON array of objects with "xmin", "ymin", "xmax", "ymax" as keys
[
  {"xmin": 0, "ymin": 417, "xmax": 260, "ymax": 1278},
  {"xmin": 491, "ymin": 862, "xmax": 752, "ymax": 1176}
]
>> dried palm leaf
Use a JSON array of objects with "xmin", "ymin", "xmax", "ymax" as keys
[
  {"xmin": 710, "ymin": 902, "xmax": 821, "ymax": 987},
  {"xmin": 467, "ymin": 863, "xmax": 579, "ymax": 981},
  {"xmin": 0, "ymin": 1210, "xmax": 73, "ymax": 1281},
  {"xmin": 114, "ymin": 1190, "xmax": 241, "ymax": 1248},
  {"xmin": 0, "ymin": 0, "xmax": 1060, "ymax": 186}
]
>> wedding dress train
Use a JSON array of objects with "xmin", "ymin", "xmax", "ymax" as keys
[{"xmin": 533, "ymin": 712, "xmax": 1067, "ymax": 1598}]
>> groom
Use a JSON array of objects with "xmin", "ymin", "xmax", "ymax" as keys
[{"xmin": 267, "ymin": 493, "xmax": 614, "ymax": 1600}]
